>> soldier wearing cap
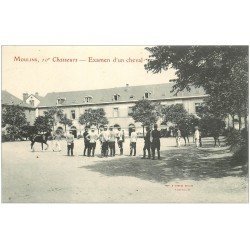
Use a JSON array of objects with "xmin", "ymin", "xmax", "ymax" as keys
[
  {"xmin": 142, "ymin": 126, "xmax": 151, "ymax": 159},
  {"xmin": 116, "ymin": 126, "xmax": 124, "ymax": 155},
  {"xmin": 83, "ymin": 126, "xmax": 90, "ymax": 156},
  {"xmin": 86, "ymin": 125, "xmax": 98, "ymax": 157},
  {"xmin": 66, "ymin": 130, "xmax": 74, "ymax": 156},
  {"xmin": 99, "ymin": 124, "xmax": 109, "ymax": 157},
  {"xmin": 151, "ymin": 124, "xmax": 161, "ymax": 160},
  {"xmin": 108, "ymin": 126, "xmax": 116, "ymax": 157}
]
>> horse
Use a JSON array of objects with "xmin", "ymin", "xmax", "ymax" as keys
[
  {"xmin": 179, "ymin": 123, "xmax": 190, "ymax": 146},
  {"xmin": 30, "ymin": 131, "xmax": 51, "ymax": 151}
]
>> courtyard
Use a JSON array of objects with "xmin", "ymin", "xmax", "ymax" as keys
[{"xmin": 1, "ymin": 137, "xmax": 248, "ymax": 203}]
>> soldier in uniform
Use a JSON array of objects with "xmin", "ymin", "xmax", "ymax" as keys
[
  {"xmin": 66, "ymin": 130, "xmax": 74, "ymax": 156},
  {"xmin": 116, "ymin": 127, "xmax": 124, "ymax": 155},
  {"xmin": 108, "ymin": 126, "xmax": 116, "ymax": 157},
  {"xmin": 86, "ymin": 125, "xmax": 98, "ymax": 157},
  {"xmin": 83, "ymin": 127, "xmax": 89, "ymax": 156},
  {"xmin": 151, "ymin": 124, "xmax": 161, "ymax": 160},
  {"xmin": 100, "ymin": 125, "xmax": 109, "ymax": 157},
  {"xmin": 130, "ymin": 127, "xmax": 137, "ymax": 156},
  {"xmin": 142, "ymin": 126, "xmax": 151, "ymax": 159}
]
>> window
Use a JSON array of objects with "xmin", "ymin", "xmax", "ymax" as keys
[
  {"xmin": 130, "ymin": 95, "xmax": 134, "ymax": 99},
  {"xmin": 113, "ymin": 108, "xmax": 119, "ymax": 118},
  {"xmin": 144, "ymin": 91, "xmax": 151, "ymax": 99},
  {"xmin": 128, "ymin": 107, "xmax": 133, "ymax": 116},
  {"xmin": 195, "ymin": 103, "xmax": 204, "ymax": 113},
  {"xmin": 57, "ymin": 98, "xmax": 66, "ymax": 105},
  {"xmin": 84, "ymin": 96, "xmax": 92, "ymax": 103},
  {"xmin": 29, "ymin": 100, "xmax": 35, "ymax": 106},
  {"xmin": 71, "ymin": 110, "xmax": 76, "ymax": 119},
  {"xmin": 114, "ymin": 94, "xmax": 120, "ymax": 101}
]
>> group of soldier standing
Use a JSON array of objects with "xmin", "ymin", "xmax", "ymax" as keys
[{"xmin": 61, "ymin": 124, "xmax": 162, "ymax": 160}]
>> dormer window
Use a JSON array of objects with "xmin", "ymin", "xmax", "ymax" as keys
[
  {"xmin": 144, "ymin": 91, "xmax": 151, "ymax": 99},
  {"xmin": 29, "ymin": 100, "xmax": 35, "ymax": 106},
  {"xmin": 114, "ymin": 94, "xmax": 120, "ymax": 101},
  {"xmin": 57, "ymin": 98, "xmax": 66, "ymax": 105},
  {"xmin": 84, "ymin": 96, "xmax": 92, "ymax": 103}
]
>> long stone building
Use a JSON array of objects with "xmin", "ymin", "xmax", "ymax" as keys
[{"xmin": 37, "ymin": 83, "xmax": 207, "ymax": 137}]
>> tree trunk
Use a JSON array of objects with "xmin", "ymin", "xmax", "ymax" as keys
[
  {"xmin": 244, "ymin": 115, "xmax": 248, "ymax": 131},
  {"xmin": 232, "ymin": 115, "xmax": 235, "ymax": 129},
  {"xmin": 238, "ymin": 115, "xmax": 242, "ymax": 131},
  {"xmin": 142, "ymin": 125, "xmax": 145, "ymax": 137}
]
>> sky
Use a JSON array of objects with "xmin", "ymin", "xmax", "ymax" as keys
[{"xmin": 2, "ymin": 46, "xmax": 176, "ymax": 99}]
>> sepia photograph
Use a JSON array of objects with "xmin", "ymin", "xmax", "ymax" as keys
[{"xmin": 1, "ymin": 45, "xmax": 249, "ymax": 203}]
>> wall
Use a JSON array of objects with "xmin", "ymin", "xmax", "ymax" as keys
[{"xmin": 37, "ymin": 97, "xmax": 205, "ymax": 135}]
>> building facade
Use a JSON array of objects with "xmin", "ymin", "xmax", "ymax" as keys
[
  {"xmin": 37, "ymin": 83, "xmax": 207, "ymax": 136},
  {"xmin": 2, "ymin": 90, "xmax": 36, "ymax": 125}
]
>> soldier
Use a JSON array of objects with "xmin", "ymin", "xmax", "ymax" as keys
[
  {"xmin": 98, "ymin": 127, "xmax": 104, "ymax": 156},
  {"xmin": 151, "ymin": 124, "xmax": 161, "ymax": 160},
  {"xmin": 100, "ymin": 125, "xmax": 109, "ymax": 157},
  {"xmin": 108, "ymin": 126, "xmax": 116, "ymax": 157},
  {"xmin": 52, "ymin": 129, "xmax": 62, "ymax": 152},
  {"xmin": 130, "ymin": 127, "xmax": 137, "ymax": 156},
  {"xmin": 116, "ymin": 127, "xmax": 124, "ymax": 155},
  {"xmin": 142, "ymin": 126, "xmax": 151, "ymax": 159},
  {"xmin": 83, "ymin": 126, "xmax": 89, "ymax": 156},
  {"xmin": 86, "ymin": 125, "xmax": 98, "ymax": 157},
  {"xmin": 66, "ymin": 130, "xmax": 74, "ymax": 156}
]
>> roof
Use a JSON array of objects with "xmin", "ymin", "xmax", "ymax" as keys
[
  {"xmin": 28, "ymin": 93, "xmax": 44, "ymax": 101},
  {"xmin": 1, "ymin": 90, "xmax": 35, "ymax": 109},
  {"xmin": 38, "ymin": 83, "xmax": 206, "ymax": 108}
]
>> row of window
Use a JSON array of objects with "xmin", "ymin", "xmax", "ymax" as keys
[
  {"xmin": 68, "ymin": 107, "xmax": 133, "ymax": 120},
  {"xmin": 54, "ymin": 103, "xmax": 203, "ymax": 120},
  {"xmin": 56, "ymin": 92, "xmax": 152, "ymax": 105}
]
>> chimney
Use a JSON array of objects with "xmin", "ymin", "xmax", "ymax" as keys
[
  {"xmin": 35, "ymin": 92, "xmax": 39, "ymax": 96},
  {"xmin": 23, "ymin": 93, "xmax": 28, "ymax": 102},
  {"xmin": 126, "ymin": 84, "xmax": 129, "ymax": 87}
]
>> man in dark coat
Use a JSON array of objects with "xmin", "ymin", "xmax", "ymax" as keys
[
  {"xmin": 83, "ymin": 127, "xmax": 89, "ymax": 156},
  {"xmin": 142, "ymin": 126, "xmax": 151, "ymax": 159},
  {"xmin": 151, "ymin": 124, "xmax": 161, "ymax": 160}
]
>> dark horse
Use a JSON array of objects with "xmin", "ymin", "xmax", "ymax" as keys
[
  {"xmin": 30, "ymin": 131, "xmax": 51, "ymax": 151},
  {"xmin": 179, "ymin": 123, "xmax": 190, "ymax": 146}
]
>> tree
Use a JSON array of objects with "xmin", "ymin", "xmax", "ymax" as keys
[
  {"xmin": 145, "ymin": 46, "xmax": 248, "ymax": 129},
  {"xmin": 2, "ymin": 105, "xmax": 27, "ymax": 140},
  {"xmin": 44, "ymin": 107, "xmax": 64, "ymax": 131},
  {"xmin": 78, "ymin": 108, "xmax": 108, "ymax": 129},
  {"xmin": 20, "ymin": 125, "xmax": 37, "ymax": 140},
  {"xmin": 59, "ymin": 114, "xmax": 73, "ymax": 132},
  {"xmin": 34, "ymin": 116, "xmax": 52, "ymax": 133},
  {"xmin": 162, "ymin": 104, "xmax": 188, "ymax": 125},
  {"xmin": 131, "ymin": 99, "xmax": 162, "ymax": 135}
]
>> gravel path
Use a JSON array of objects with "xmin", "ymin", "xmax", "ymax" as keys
[{"xmin": 1, "ymin": 137, "xmax": 248, "ymax": 203}]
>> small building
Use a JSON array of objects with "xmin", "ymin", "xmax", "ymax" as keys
[{"xmin": 2, "ymin": 90, "xmax": 36, "ymax": 125}]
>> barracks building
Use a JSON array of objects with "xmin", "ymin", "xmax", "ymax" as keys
[{"xmin": 36, "ymin": 83, "xmax": 207, "ymax": 137}]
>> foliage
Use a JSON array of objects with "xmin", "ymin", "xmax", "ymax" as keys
[
  {"xmin": 226, "ymin": 128, "xmax": 248, "ymax": 166},
  {"xmin": 2, "ymin": 105, "xmax": 27, "ymax": 140},
  {"xmin": 162, "ymin": 104, "xmax": 188, "ymax": 125},
  {"xmin": 20, "ymin": 125, "xmax": 37, "ymax": 140},
  {"xmin": 34, "ymin": 116, "xmax": 52, "ymax": 133},
  {"xmin": 44, "ymin": 107, "xmax": 64, "ymax": 131},
  {"xmin": 131, "ymin": 99, "xmax": 162, "ymax": 126},
  {"xmin": 199, "ymin": 115, "xmax": 226, "ymax": 137},
  {"xmin": 59, "ymin": 114, "xmax": 73, "ymax": 131},
  {"xmin": 145, "ymin": 46, "xmax": 248, "ymax": 125},
  {"xmin": 78, "ymin": 108, "xmax": 108, "ymax": 128}
]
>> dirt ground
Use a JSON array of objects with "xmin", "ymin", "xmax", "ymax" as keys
[{"xmin": 1, "ymin": 137, "xmax": 248, "ymax": 203}]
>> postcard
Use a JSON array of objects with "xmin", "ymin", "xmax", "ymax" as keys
[{"xmin": 1, "ymin": 45, "xmax": 248, "ymax": 203}]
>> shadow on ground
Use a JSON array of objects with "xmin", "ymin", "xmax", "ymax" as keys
[{"xmin": 81, "ymin": 143, "xmax": 248, "ymax": 184}]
